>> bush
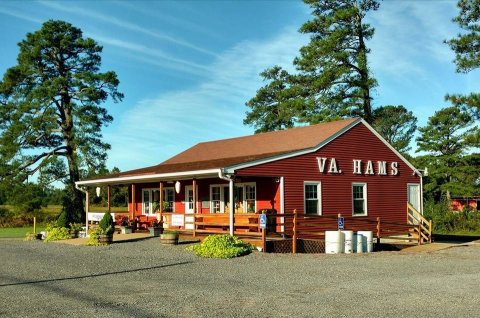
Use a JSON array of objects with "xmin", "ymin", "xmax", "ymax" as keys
[
  {"xmin": 424, "ymin": 200, "xmax": 480, "ymax": 234},
  {"xmin": 186, "ymin": 234, "xmax": 254, "ymax": 259},
  {"xmin": 85, "ymin": 227, "xmax": 104, "ymax": 246},
  {"xmin": 99, "ymin": 212, "xmax": 115, "ymax": 235},
  {"xmin": 44, "ymin": 224, "xmax": 70, "ymax": 242}
]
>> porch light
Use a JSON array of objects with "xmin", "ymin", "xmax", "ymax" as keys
[
  {"xmin": 96, "ymin": 187, "xmax": 101, "ymax": 197},
  {"xmin": 175, "ymin": 181, "xmax": 181, "ymax": 194}
]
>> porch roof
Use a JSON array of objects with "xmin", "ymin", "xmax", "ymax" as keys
[{"xmin": 77, "ymin": 117, "xmax": 360, "ymax": 186}]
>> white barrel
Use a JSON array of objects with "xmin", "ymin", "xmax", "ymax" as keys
[
  {"xmin": 342, "ymin": 230, "xmax": 353, "ymax": 254},
  {"xmin": 325, "ymin": 231, "xmax": 344, "ymax": 254},
  {"xmin": 357, "ymin": 231, "xmax": 373, "ymax": 253},
  {"xmin": 353, "ymin": 234, "xmax": 363, "ymax": 253}
]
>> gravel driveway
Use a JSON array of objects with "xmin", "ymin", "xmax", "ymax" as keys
[{"xmin": 0, "ymin": 238, "xmax": 479, "ymax": 318}]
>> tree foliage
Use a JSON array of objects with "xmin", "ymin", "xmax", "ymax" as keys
[
  {"xmin": 0, "ymin": 20, "xmax": 123, "ymax": 223},
  {"xmin": 372, "ymin": 105, "xmax": 417, "ymax": 154},
  {"xmin": 245, "ymin": 0, "xmax": 379, "ymax": 133},
  {"xmin": 446, "ymin": 0, "xmax": 480, "ymax": 120},
  {"xmin": 416, "ymin": 107, "xmax": 479, "ymax": 200}
]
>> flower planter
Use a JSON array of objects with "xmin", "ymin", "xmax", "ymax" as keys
[
  {"xmin": 149, "ymin": 227, "xmax": 163, "ymax": 237},
  {"xmin": 120, "ymin": 226, "xmax": 133, "ymax": 234},
  {"xmin": 98, "ymin": 234, "xmax": 113, "ymax": 245},
  {"xmin": 160, "ymin": 232, "xmax": 179, "ymax": 245}
]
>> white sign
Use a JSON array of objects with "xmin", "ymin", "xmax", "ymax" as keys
[
  {"xmin": 88, "ymin": 212, "xmax": 105, "ymax": 222},
  {"xmin": 171, "ymin": 214, "xmax": 185, "ymax": 227}
]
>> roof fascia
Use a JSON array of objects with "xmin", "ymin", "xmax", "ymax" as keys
[
  {"xmin": 359, "ymin": 119, "xmax": 420, "ymax": 176},
  {"xmin": 75, "ymin": 168, "xmax": 221, "ymax": 186},
  {"xmin": 224, "ymin": 118, "xmax": 362, "ymax": 173}
]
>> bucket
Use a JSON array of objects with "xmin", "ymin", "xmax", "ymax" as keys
[
  {"xmin": 342, "ymin": 230, "xmax": 353, "ymax": 254},
  {"xmin": 353, "ymin": 234, "xmax": 363, "ymax": 253},
  {"xmin": 357, "ymin": 231, "xmax": 373, "ymax": 253},
  {"xmin": 325, "ymin": 231, "xmax": 344, "ymax": 254}
]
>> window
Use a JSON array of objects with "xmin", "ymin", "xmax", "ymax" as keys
[
  {"xmin": 304, "ymin": 182, "xmax": 321, "ymax": 215},
  {"xmin": 163, "ymin": 188, "xmax": 174, "ymax": 212},
  {"xmin": 211, "ymin": 186, "xmax": 221, "ymax": 213},
  {"xmin": 352, "ymin": 183, "xmax": 367, "ymax": 216},
  {"xmin": 245, "ymin": 184, "xmax": 256, "ymax": 213}
]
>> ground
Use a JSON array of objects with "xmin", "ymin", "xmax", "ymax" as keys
[{"xmin": 0, "ymin": 238, "xmax": 479, "ymax": 318}]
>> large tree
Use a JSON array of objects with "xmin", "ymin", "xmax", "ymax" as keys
[
  {"xmin": 0, "ymin": 20, "xmax": 123, "ymax": 223},
  {"xmin": 293, "ymin": 0, "xmax": 379, "ymax": 124},
  {"xmin": 446, "ymin": 0, "xmax": 480, "ymax": 121},
  {"xmin": 416, "ymin": 107, "xmax": 478, "ymax": 200},
  {"xmin": 372, "ymin": 105, "xmax": 417, "ymax": 154},
  {"xmin": 244, "ymin": 66, "xmax": 300, "ymax": 133},
  {"xmin": 244, "ymin": 0, "xmax": 379, "ymax": 132}
]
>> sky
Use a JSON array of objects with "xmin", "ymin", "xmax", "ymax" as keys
[{"xmin": 0, "ymin": 0, "xmax": 478, "ymax": 173}]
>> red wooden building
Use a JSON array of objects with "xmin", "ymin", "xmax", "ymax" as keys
[{"xmin": 76, "ymin": 118, "xmax": 427, "ymax": 242}]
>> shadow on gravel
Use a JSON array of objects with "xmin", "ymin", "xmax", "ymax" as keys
[{"xmin": 0, "ymin": 261, "xmax": 192, "ymax": 287}]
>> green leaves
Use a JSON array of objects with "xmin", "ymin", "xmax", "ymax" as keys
[{"xmin": 245, "ymin": 0, "xmax": 379, "ymax": 132}]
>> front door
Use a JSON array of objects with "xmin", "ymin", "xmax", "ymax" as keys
[
  {"xmin": 407, "ymin": 184, "xmax": 421, "ymax": 212},
  {"xmin": 185, "ymin": 186, "xmax": 196, "ymax": 229}
]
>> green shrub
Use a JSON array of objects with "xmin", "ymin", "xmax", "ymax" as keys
[
  {"xmin": 424, "ymin": 200, "xmax": 480, "ymax": 234},
  {"xmin": 44, "ymin": 225, "xmax": 70, "ymax": 242},
  {"xmin": 186, "ymin": 234, "xmax": 254, "ymax": 259},
  {"xmin": 85, "ymin": 227, "xmax": 104, "ymax": 246},
  {"xmin": 99, "ymin": 212, "xmax": 115, "ymax": 235}
]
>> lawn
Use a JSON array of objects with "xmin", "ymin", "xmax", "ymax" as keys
[{"xmin": 0, "ymin": 225, "xmax": 46, "ymax": 238}]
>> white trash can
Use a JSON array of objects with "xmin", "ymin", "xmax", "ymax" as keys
[
  {"xmin": 325, "ymin": 231, "xmax": 344, "ymax": 254},
  {"xmin": 357, "ymin": 231, "xmax": 373, "ymax": 253}
]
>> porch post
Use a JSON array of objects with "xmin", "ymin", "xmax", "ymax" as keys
[
  {"xmin": 159, "ymin": 182, "xmax": 164, "ymax": 223},
  {"xmin": 131, "ymin": 184, "xmax": 136, "ymax": 220},
  {"xmin": 193, "ymin": 179, "xmax": 197, "ymax": 214},
  {"xmin": 107, "ymin": 185, "xmax": 111, "ymax": 214},
  {"xmin": 85, "ymin": 190, "xmax": 90, "ymax": 234},
  {"xmin": 229, "ymin": 179, "xmax": 234, "ymax": 236}
]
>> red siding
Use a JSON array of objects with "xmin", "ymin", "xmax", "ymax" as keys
[{"xmin": 236, "ymin": 123, "xmax": 420, "ymax": 224}]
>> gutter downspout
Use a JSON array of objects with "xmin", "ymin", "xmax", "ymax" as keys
[
  {"xmin": 218, "ymin": 169, "xmax": 234, "ymax": 236},
  {"xmin": 75, "ymin": 183, "xmax": 89, "ymax": 235}
]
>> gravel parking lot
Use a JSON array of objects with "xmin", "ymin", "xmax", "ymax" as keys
[{"xmin": 1, "ymin": 238, "xmax": 479, "ymax": 318}]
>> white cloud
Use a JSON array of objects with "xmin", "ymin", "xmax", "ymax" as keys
[{"xmin": 105, "ymin": 26, "xmax": 307, "ymax": 170}]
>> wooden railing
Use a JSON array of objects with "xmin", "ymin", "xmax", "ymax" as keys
[{"xmin": 407, "ymin": 203, "xmax": 432, "ymax": 245}]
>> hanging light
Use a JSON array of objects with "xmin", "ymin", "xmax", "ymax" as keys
[
  {"xmin": 175, "ymin": 181, "xmax": 181, "ymax": 194},
  {"xmin": 96, "ymin": 187, "xmax": 101, "ymax": 197}
]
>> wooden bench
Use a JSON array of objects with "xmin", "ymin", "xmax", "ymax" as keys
[{"xmin": 195, "ymin": 214, "xmax": 259, "ymax": 234}]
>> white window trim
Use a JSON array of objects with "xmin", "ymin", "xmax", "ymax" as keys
[
  {"xmin": 209, "ymin": 182, "xmax": 257, "ymax": 213},
  {"xmin": 142, "ymin": 188, "xmax": 160, "ymax": 216},
  {"xmin": 210, "ymin": 184, "xmax": 224, "ymax": 213},
  {"xmin": 304, "ymin": 181, "xmax": 322, "ymax": 215},
  {"xmin": 163, "ymin": 187, "xmax": 175, "ymax": 213},
  {"xmin": 352, "ymin": 183, "xmax": 368, "ymax": 216}
]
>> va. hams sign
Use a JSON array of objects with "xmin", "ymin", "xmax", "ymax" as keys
[{"xmin": 317, "ymin": 157, "xmax": 399, "ymax": 176}]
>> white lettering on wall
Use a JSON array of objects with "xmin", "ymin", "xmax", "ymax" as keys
[
  {"xmin": 365, "ymin": 160, "xmax": 374, "ymax": 175},
  {"xmin": 353, "ymin": 160, "xmax": 362, "ymax": 174},
  {"xmin": 317, "ymin": 157, "xmax": 327, "ymax": 173},
  {"xmin": 328, "ymin": 158, "xmax": 339, "ymax": 173},
  {"xmin": 378, "ymin": 161, "xmax": 387, "ymax": 175},
  {"xmin": 391, "ymin": 162, "xmax": 398, "ymax": 175}
]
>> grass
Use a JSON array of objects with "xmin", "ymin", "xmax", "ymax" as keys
[{"xmin": 0, "ymin": 225, "xmax": 46, "ymax": 238}]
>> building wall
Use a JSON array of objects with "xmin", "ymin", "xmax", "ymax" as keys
[{"xmin": 235, "ymin": 123, "xmax": 420, "ymax": 224}]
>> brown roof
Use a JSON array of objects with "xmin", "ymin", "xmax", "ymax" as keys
[{"xmin": 87, "ymin": 118, "xmax": 359, "ymax": 181}]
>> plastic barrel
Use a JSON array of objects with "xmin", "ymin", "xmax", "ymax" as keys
[
  {"xmin": 353, "ymin": 234, "xmax": 364, "ymax": 253},
  {"xmin": 357, "ymin": 231, "xmax": 373, "ymax": 253},
  {"xmin": 325, "ymin": 231, "xmax": 344, "ymax": 254},
  {"xmin": 342, "ymin": 230, "xmax": 353, "ymax": 254}
]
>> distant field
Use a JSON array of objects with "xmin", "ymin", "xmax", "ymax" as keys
[{"xmin": 0, "ymin": 226, "xmax": 46, "ymax": 238}]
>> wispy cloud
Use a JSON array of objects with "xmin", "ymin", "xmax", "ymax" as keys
[
  {"xmin": 0, "ymin": 6, "xmax": 42, "ymax": 24},
  {"xmin": 105, "ymin": 26, "xmax": 307, "ymax": 169},
  {"xmin": 38, "ymin": 0, "xmax": 218, "ymax": 57}
]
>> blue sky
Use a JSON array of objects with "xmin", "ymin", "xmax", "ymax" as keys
[{"xmin": 0, "ymin": 0, "xmax": 478, "ymax": 173}]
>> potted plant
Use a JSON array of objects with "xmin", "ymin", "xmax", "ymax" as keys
[
  {"xmin": 97, "ymin": 212, "xmax": 115, "ymax": 244},
  {"xmin": 69, "ymin": 222, "xmax": 83, "ymax": 238},
  {"xmin": 149, "ymin": 220, "xmax": 163, "ymax": 237},
  {"xmin": 160, "ymin": 230, "xmax": 179, "ymax": 245},
  {"xmin": 119, "ymin": 217, "xmax": 133, "ymax": 234}
]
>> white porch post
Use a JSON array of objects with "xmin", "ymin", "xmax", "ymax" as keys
[
  {"xmin": 85, "ymin": 191, "xmax": 89, "ymax": 235},
  {"xmin": 229, "ymin": 179, "xmax": 234, "ymax": 236}
]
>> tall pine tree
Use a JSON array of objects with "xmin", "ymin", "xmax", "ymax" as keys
[{"xmin": 0, "ymin": 20, "xmax": 123, "ymax": 223}]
